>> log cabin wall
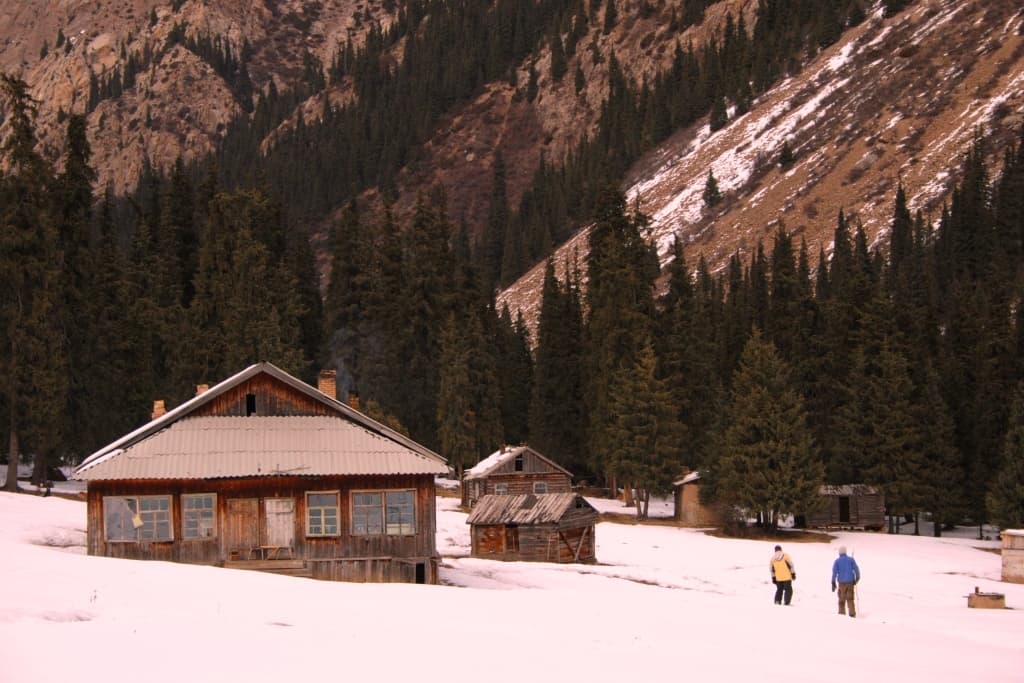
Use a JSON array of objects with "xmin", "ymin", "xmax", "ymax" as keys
[
  {"xmin": 804, "ymin": 493, "xmax": 885, "ymax": 530},
  {"xmin": 470, "ymin": 503, "xmax": 597, "ymax": 563},
  {"xmin": 485, "ymin": 472, "xmax": 571, "ymax": 496},
  {"xmin": 85, "ymin": 474, "xmax": 439, "ymax": 583}
]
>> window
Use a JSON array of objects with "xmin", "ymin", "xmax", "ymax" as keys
[
  {"xmin": 514, "ymin": 454, "xmax": 524, "ymax": 471},
  {"xmin": 246, "ymin": 393, "xmax": 257, "ymax": 416},
  {"xmin": 352, "ymin": 490, "xmax": 416, "ymax": 536},
  {"xmin": 493, "ymin": 483, "xmax": 509, "ymax": 495},
  {"xmin": 533, "ymin": 482, "xmax": 548, "ymax": 494},
  {"xmin": 182, "ymin": 493, "xmax": 216, "ymax": 539},
  {"xmin": 306, "ymin": 491, "xmax": 340, "ymax": 536},
  {"xmin": 104, "ymin": 495, "xmax": 172, "ymax": 542}
]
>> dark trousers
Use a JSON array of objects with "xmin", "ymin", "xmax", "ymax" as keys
[
  {"xmin": 774, "ymin": 580, "xmax": 792, "ymax": 605},
  {"xmin": 838, "ymin": 583, "xmax": 856, "ymax": 616}
]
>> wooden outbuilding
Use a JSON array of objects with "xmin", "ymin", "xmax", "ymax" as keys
[
  {"xmin": 73, "ymin": 362, "xmax": 448, "ymax": 584},
  {"xmin": 804, "ymin": 485, "xmax": 885, "ymax": 530},
  {"xmin": 672, "ymin": 471, "xmax": 723, "ymax": 527},
  {"xmin": 466, "ymin": 492, "xmax": 598, "ymax": 563},
  {"xmin": 1002, "ymin": 529, "xmax": 1024, "ymax": 584},
  {"xmin": 461, "ymin": 445, "xmax": 572, "ymax": 508}
]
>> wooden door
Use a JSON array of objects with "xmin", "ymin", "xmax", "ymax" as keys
[
  {"xmin": 839, "ymin": 496, "xmax": 851, "ymax": 524},
  {"xmin": 225, "ymin": 498, "xmax": 259, "ymax": 558},
  {"xmin": 264, "ymin": 498, "xmax": 295, "ymax": 550}
]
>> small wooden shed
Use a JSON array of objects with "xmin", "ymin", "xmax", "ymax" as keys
[
  {"xmin": 804, "ymin": 485, "xmax": 885, "ymax": 530},
  {"xmin": 672, "ymin": 471, "xmax": 723, "ymax": 527},
  {"xmin": 1002, "ymin": 529, "xmax": 1024, "ymax": 584},
  {"xmin": 466, "ymin": 492, "xmax": 598, "ymax": 563},
  {"xmin": 461, "ymin": 445, "xmax": 572, "ymax": 508},
  {"xmin": 73, "ymin": 362, "xmax": 448, "ymax": 584}
]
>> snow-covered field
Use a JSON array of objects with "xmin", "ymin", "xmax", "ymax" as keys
[{"xmin": 2, "ymin": 490, "xmax": 1022, "ymax": 682}]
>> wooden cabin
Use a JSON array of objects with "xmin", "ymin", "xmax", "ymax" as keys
[
  {"xmin": 804, "ymin": 485, "xmax": 885, "ymax": 530},
  {"xmin": 466, "ymin": 492, "xmax": 597, "ymax": 563},
  {"xmin": 672, "ymin": 471, "xmax": 723, "ymax": 527},
  {"xmin": 462, "ymin": 445, "xmax": 572, "ymax": 507},
  {"xmin": 73, "ymin": 363, "xmax": 448, "ymax": 584}
]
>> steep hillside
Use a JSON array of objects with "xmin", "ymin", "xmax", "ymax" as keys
[
  {"xmin": 498, "ymin": 0, "xmax": 1024, "ymax": 331},
  {"xmin": 0, "ymin": 0, "xmax": 393, "ymax": 193}
]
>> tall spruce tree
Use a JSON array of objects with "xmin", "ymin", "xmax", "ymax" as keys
[
  {"xmin": 987, "ymin": 381, "xmax": 1024, "ymax": 529},
  {"xmin": 1, "ymin": 74, "xmax": 66, "ymax": 489},
  {"xmin": 584, "ymin": 186, "xmax": 657, "ymax": 485},
  {"xmin": 607, "ymin": 340, "xmax": 686, "ymax": 519},
  {"xmin": 530, "ymin": 259, "xmax": 586, "ymax": 473},
  {"xmin": 705, "ymin": 331, "xmax": 823, "ymax": 530}
]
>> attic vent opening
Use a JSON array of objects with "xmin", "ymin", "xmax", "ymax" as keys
[
  {"xmin": 514, "ymin": 454, "xmax": 523, "ymax": 471},
  {"xmin": 246, "ymin": 393, "xmax": 257, "ymax": 416}
]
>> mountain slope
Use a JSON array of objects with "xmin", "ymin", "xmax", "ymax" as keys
[{"xmin": 498, "ymin": 0, "xmax": 1024, "ymax": 329}]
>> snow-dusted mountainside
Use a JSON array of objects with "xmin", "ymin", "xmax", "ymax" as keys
[{"xmin": 499, "ymin": 1, "xmax": 1024, "ymax": 330}]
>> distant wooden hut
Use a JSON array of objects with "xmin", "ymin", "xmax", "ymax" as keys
[
  {"xmin": 461, "ymin": 445, "xmax": 572, "ymax": 508},
  {"xmin": 73, "ymin": 363, "xmax": 448, "ymax": 584},
  {"xmin": 805, "ymin": 485, "xmax": 885, "ymax": 530},
  {"xmin": 466, "ymin": 492, "xmax": 598, "ymax": 563},
  {"xmin": 672, "ymin": 471, "xmax": 723, "ymax": 527}
]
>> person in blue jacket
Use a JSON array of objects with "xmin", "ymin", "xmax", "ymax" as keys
[{"xmin": 831, "ymin": 545, "xmax": 861, "ymax": 617}]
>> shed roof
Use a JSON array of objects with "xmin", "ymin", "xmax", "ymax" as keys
[
  {"xmin": 673, "ymin": 471, "xmax": 702, "ymax": 487},
  {"xmin": 466, "ymin": 492, "xmax": 596, "ymax": 525},
  {"xmin": 464, "ymin": 445, "xmax": 572, "ymax": 480},
  {"xmin": 818, "ymin": 484, "xmax": 880, "ymax": 496},
  {"xmin": 74, "ymin": 362, "xmax": 446, "ymax": 481}
]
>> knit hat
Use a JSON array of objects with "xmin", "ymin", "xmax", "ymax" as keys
[
  {"xmin": 774, "ymin": 545, "xmax": 782, "ymax": 551},
  {"xmin": 838, "ymin": 545, "xmax": 847, "ymax": 555}
]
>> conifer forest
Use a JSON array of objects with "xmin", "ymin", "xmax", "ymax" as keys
[{"xmin": 2, "ymin": 0, "xmax": 1024, "ymax": 534}]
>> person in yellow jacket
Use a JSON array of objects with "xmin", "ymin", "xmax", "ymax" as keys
[{"xmin": 770, "ymin": 544, "xmax": 796, "ymax": 605}]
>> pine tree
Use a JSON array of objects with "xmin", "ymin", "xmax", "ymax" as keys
[
  {"xmin": 987, "ymin": 381, "xmax": 1024, "ymax": 529},
  {"xmin": 607, "ymin": 340, "xmax": 686, "ymax": 519},
  {"xmin": 496, "ymin": 306, "xmax": 532, "ymax": 445},
  {"xmin": 530, "ymin": 259, "xmax": 586, "ymax": 473},
  {"xmin": 322, "ymin": 200, "xmax": 372, "ymax": 396},
  {"xmin": 585, "ymin": 186, "xmax": 657, "ymax": 483},
  {"xmin": 184, "ymin": 190, "xmax": 306, "ymax": 384},
  {"xmin": 705, "ymin": 331, "xmax": 823, "ymax": 530},
  {"xmin": 437, "ymin": 314, "xmax": 476, "ymax": 478},
  {"xmin": 0, "ymin": 74, "xmax": 66, "ymax": 489},
  {"xmin": 703, "ymin": 169, "xmax": 722, "ymax": 208}
]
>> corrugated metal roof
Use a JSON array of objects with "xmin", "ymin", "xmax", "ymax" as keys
[
  {"xmin": 76, "ymin": 416, "xmax": 448, "ymax": 480},
  {"xmin": 466, "ymin": 492, "xmax": 595, "ymax": 525}
]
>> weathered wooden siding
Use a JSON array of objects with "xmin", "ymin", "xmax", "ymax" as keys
[
  {"xmin": 1002, "ymin": 530, "xmax": 1024, "ymax": 584},
  {"xmin": 674, "ymin": 483, "xmax": 722, "ymax": 527},
  {"xmin": 487, "ymin": 450, "xmax": 565, "ymax": 476},
  {"xmin": 805, "ymin": 493, "xmax": 885, "ymax": 530},
  {"xmin": 471, "ymin": 519, "xmax": 596, "ymax": 563},
  {"xmin": 486, "ymin": 472, "xmax": 571, "ymax": 496},
  {"xmin": 85, "ymin": 474, "xmax": 439, "ymax": 583},
  {"xmin": 192, "ymin": 374, "xmax": 333, "ymax": 418}
]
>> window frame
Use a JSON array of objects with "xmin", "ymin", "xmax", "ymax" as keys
[
  {"xmin": 350, "ymin": 489, "xmax": 417, "ymax": 537},
  {"xmin": 305, "ymin": 490, "xmax": 341, "ymax": 537},
  {"xmin": 493, "ymin": 482, "xmax": 509, "ymax": 495},
  {"xmin": 103, "ymin": 494, "xmax": 174, "ymax": 543},
  {"xmin": 533, "ymin": 481, "xmax": 548, "ymax": 494},
  {"xmin": 181, "ymin": 493, "xmax": 217, "ymax": 540}
]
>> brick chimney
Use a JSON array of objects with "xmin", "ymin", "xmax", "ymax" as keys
[
  {"xmin": 195, "ymin": 384, "xmax": 209, "ymax": 396},
  {"xmin": 347, "ymin": 390, "xmax": 360, "ymax": 411},
  {"xmin": 152, "ymin": 400, "xmax": 166, "ymax": 420},
  {"xmin": 317, "ymin": 369, "xmax": 337, "ymax": 400}
]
